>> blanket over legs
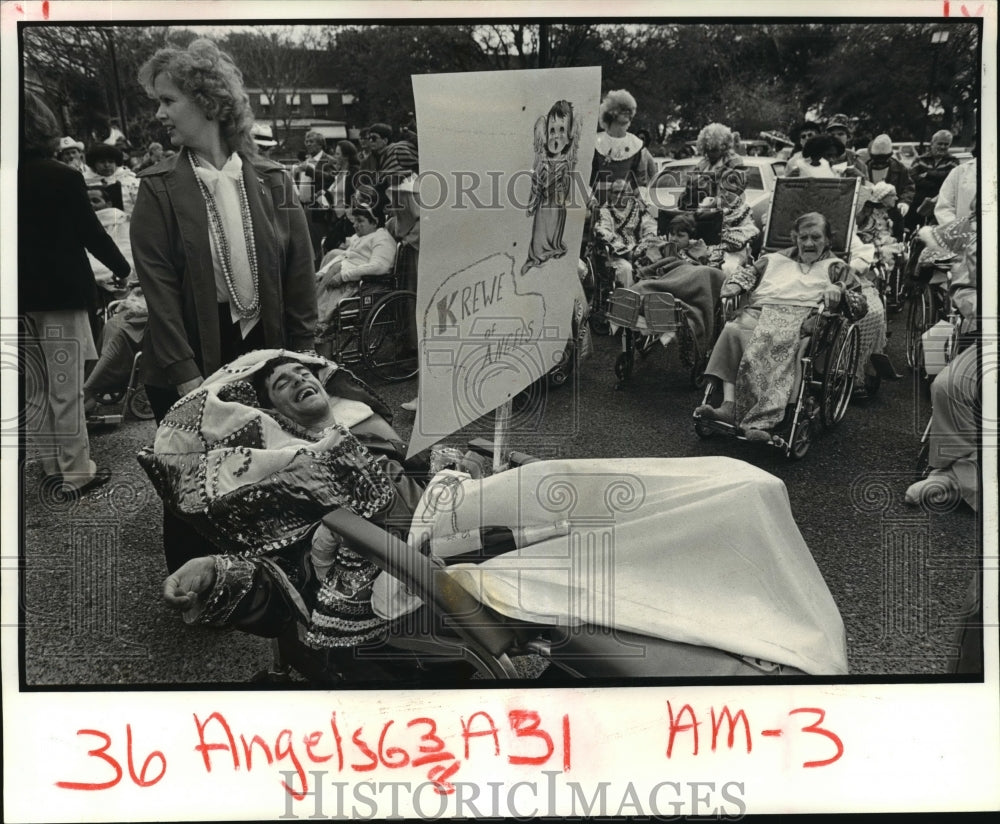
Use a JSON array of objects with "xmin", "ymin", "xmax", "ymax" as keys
[{"xmin": 374, "ymin": 456, "xmax": 849, "ymax": 676}]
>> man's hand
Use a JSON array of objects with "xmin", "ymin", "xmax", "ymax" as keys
[
  {"xmin": 163, "ymin": 556, "xmax": 216, "ymax": 610},
  {"xmin": 176, "ymin": 376, "xmax": 204, "ymax": 396},
  {"xmin": 720, "ymin": 282, "xmax": 742, "ymax": 298}
]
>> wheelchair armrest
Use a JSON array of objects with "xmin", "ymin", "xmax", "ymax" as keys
[
  {"xmin": 321, "ymin": 508, "xmax": 520, "ymax": 662},
  {"xmin": 721, "ymin": 291, "xmax": 749, "ymax": 320},
  {"xmin": 356, "ymin": 271, "xmax": 395, "ymax": 287},
  {"xmin": 466, "ymin": 438, "xmax": 540, "ymax": 467}
]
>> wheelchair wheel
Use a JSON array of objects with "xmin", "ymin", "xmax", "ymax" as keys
[
  {"xmin": 361, "ymin": 291, "xmax": 418, "ymax": 383},
  {"xmin": 588, "ymin": 306, "xmax": 612, "ymax": 336},
  {"xmin": 904, "ymin": 285, "xmax": 937, "ymax": 369},
  {"xmin": 887, "ymin": 257, "xmax": 907, "ymax": 313},
  {"xmin": 820, "ymin": 322, "xmax": 859, "ymax": 428},
  {"xmin": 870, "ymin": 260, "xmax": 888, "ymax": 311},
  {"xmin": 694, "ymin": 418, "xmax": 715, "ymax": 439},
  {"xmin": 915, "ymin": 439, "xmax": 931, "ymax": 482},
  {"xmin": 614, "ymin": 351, "xmax": 634, "ymax": 387},
  {"xmin": 126, "ymin": 385, "xmax": 155, "ymax": 421},
  {"xmin": 788, "ymin": 416, "xmax": 812, "ymax": 460}
]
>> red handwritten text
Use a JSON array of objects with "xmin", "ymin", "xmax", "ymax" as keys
[
  {"xmin": 56, "ymin": 726, "xmax": 167, "ymax": 790},
  {"xmin": 190, "ymin": 708, "xmax": 570, "ymax": 797},
  {"xmin": 665, "ymin": 702, "xmax": 843, "ymax": 768}
]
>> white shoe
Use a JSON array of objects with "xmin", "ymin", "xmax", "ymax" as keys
[
  {"xmin": 905, "ymin": 473, "xmax": 960, "ymax": 508},
  {"xmin": 400, "ymin": 398, "xmax": 417, "ymax": 412}
]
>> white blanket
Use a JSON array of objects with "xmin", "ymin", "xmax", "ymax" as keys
[{"xmin": 373, "ymin": 456, "xmax": 848, "ymax": 675}]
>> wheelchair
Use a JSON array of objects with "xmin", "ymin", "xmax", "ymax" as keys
[
  {"xmin": 868, "ymin": 232, "xmax": 909, "ymax": 314},
  {"xmin": 579, "ymin": 204, "xmax": 617, "ymax": 337},
  {"xmin": 261, "ymin": 445, "xmax": 822, "ymax": 684},
  {"xmin": 694, "ymin": 296, "xmax": 859, "ymax": 459},
  {"xmin": 85, "ymin": 290, "xmax": 154, "ymax": 425},
  {"xmin": 314, "ymin": 243, "xmax": 418, "ymax": 383},
  {"xmin": 606, "ymin": 282, "xmax": 716, "ymax": 390},
  {"xmin": 903, "ymin": 248, "xmax": 962, "ymax": 389},
  {"xmin": 86, "ymin": 350, "xmax": 154, "ymax": 425},
  {"xmin": 692, "ymin": 177, "xmax": 863, "ymax": 460},
  {"xmin": 144, "ymin": 348, "xmax": 849, "ymax": 684},
  {"xmin": 599, "ymin": 200, "xmax": 727, "ymax": 389}
]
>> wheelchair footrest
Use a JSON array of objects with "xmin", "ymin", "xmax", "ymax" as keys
[
  {"xmin": 606, "ymin": 288, "xmax": 642, "ymax": 328},
  {"xmin": 641, "ymin": 293, "xmax": 678, "ymax": 336}
]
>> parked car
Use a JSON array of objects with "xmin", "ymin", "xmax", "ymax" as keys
[
  {"xmin": 646, "ymin": 156, "xmax": 787, "ymax": 233},
  {"xmin": 892, "ymin": 142, "xmax": 975, "ymax": 168},
  {"xmin": 650, "ymin": 155, "xmax": 674, "ymax": 175},
  {"xmin": 738, "ymin": 139, "xmax": 775, "ymax": 157}
]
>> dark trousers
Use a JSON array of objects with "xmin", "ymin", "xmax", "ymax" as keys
[{"xmin": 146, "ymin": 304, "xmax": 267, "ymax": 572}]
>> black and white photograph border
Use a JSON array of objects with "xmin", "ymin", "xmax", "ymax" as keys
[{"xmin": 2, "ymin": 0, "xmax": 997, "ymax": 820}]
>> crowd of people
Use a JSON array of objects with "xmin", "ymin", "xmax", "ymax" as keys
[{"xmin": 18, "ymin": 39, "xmax": 983, "ymax": 683}]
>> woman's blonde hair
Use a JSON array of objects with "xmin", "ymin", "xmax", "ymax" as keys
[
  {"xmin": 599, "ymin": 89, "xmax": 637, "ymax": 128},
  {"xmin": 696, "ymin": 122, "xmax": 734, "ymax": 155},
  {"xmin": 138, "ymin": 38, "xmax": 256, "ymax": 157}
]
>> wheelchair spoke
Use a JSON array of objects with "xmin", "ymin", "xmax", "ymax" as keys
[
  {"xmin": 821, "ymin": 322, "xmax": 859, "ymax": 428},
  {"xmin": 126, "ymin": 385, "xmax": 155, "ymax": 421},
  {"xmin": 361, "ymin": 291, "xmax": 418, "ymax": 383}
]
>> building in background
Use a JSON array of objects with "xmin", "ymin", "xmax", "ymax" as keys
[{"xmin": 247, "ymin": 86, "xmax": 358, "ymax": 157}]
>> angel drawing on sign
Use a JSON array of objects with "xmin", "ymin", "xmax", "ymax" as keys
[{"xmin": 521, "ymin": 99, "xmax": 580, "ymax": 275}]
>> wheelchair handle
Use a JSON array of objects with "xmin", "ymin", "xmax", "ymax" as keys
[{"xmin": 321, "ymin": 507, "xmax": 520, "ymax": 661}]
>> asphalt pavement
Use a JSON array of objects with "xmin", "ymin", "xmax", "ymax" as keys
[{"xmin": 17, "ymin": 303, "xmax": 980, "ymax": 686}]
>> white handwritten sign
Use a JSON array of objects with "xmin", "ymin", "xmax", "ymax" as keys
[{"xmin": 409, "ymin": 67, "xmax": 599, "ymax": 456}]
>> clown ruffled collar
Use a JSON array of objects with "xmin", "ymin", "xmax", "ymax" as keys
[{"xmin": 595, "ymin": 131, "xmax": 643, "ymax": 161}]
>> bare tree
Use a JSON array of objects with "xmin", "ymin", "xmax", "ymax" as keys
[{"xmin": 221, "ymin": 27, "xmax": 323, "ymax": 139}]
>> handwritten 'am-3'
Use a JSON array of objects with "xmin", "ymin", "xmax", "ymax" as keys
[{"xmin": 664, "ymin": 702, "xmax": 844, "ymax": 768}]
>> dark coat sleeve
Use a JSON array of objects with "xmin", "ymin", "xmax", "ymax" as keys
[
  {"xmin": 130, "ymin": 177, "xmax": 204, "ymax": 385},
  {"xmin": 19, "ymin": 159, "xmax": 131, "ymax": 312},
  {"xmin": 73, "ymin": 174, "xmax": 131, "ymax": 280},
  {"xmin": 890, "ymin": 160, "xmax": 915, "ymax": 205}
]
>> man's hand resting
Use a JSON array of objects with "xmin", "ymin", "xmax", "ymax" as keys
[{"xmin": 163, "ymin": 556, "xmax": 216, "ymax": 610}]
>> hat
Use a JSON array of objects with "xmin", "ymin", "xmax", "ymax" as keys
[
  {"xmin": 868, "ymin": 181, "xmax": 897, "ymax": 203},
  {"xmin": 86, "ymin": 143, "xmax": 124, "ymax": 166},
  {"xmin": 392, "ymin": 174, "xmax": 420, "ymax": 194},
  {"xmin": 825, "ymin": 114, "xmax": 851, "ymax": 132},
  {"xmin": 57, "ymin": 136, "xmax": 84, "ymax": 153},
  {"xmin": 251, "ymin": 122, "xmax": 277, "ymax": 148},
  {"xmin": 365, "ymin": 123, "xmax": 392, "ymax": 140},
  {"xmin": 869, "ymin": 134, "xmax": 893, "ymax": 156}
]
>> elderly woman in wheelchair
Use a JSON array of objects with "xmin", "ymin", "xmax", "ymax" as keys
[
  {"xmin": 695, "ymin": 211, "xmax": 868, "ymax": 449},
  {"xmin": 145, "ymin": 348, "xmax": 849, "ymax": 682}
]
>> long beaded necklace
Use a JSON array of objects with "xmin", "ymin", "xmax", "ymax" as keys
[{"xmin": 189, "ymin": 150, "xmax": 261, "ymax": 319}]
